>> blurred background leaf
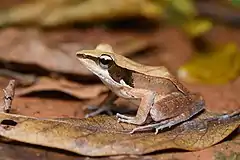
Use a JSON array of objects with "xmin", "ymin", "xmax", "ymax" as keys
[{"xmin": 178, "ymin": 43, "xmax": 240, "ymax": 84}]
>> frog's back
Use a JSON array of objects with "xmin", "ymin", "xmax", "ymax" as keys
[
  {"xmin": 131, "ymin": 71, "xmax": 187, "ymax": 95},
  {"xmin": 113, "ymin": 52, "xmax": 190, "ymax": 94}
]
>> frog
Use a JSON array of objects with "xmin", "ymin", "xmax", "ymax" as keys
[{"xmin": 76, "ymin": 44, "xmax": 205, "ymax": 134}]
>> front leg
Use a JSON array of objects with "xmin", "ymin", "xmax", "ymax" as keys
[
  {"xmin": 85, "ymin": 92, "xmax": 118, "ymax": 118},
  {"xmin": 116, "ymin": 89, "xmax": 156, "ymax": 125}
]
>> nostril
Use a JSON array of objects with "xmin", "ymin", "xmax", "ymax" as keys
[{"xmin": 1, "ymin": 119, "xmax": 17, "ymax": 126}]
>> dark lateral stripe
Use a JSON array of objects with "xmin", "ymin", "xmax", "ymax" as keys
[
  {"xmin": 108, "ymin": 63, "xmax": 134, "ymax": 88},
  {"xmin": 109, "ymin": 64, "xmax": 187, "ymax": 92}
]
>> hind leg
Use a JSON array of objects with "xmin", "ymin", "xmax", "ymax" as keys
[
  {"xmin": 153, "ymin": 96, "xmax": 205, "ymax": 134},
  {"xmin": 130, "ymin": 108, "xmax": 203, "ymax": 134},
  {"xmin": 130, "ymin": 93, "xmax": 205, "ymax": 134},
  {"xmin": 129, "ymin": 123, "xmax": 162, "ymax": 133}
]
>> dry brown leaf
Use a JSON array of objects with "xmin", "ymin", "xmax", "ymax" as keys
[
  {"xmin": 0, "ymin": 28, "xmax": 154, "ymax": 76},
  {"xmin": 0, "ymin": 28, "xmax": 90, "ymax": 76},
  {"xmin": 0, "ymin": 0, "xmax": 161, "ymax": 26},
  {"xmin": 44, "ymin": 28, "xmax": 154, "ymax": 57},
  {"xmin": 0, "ymin": 131, "xmax": 239, "ymax": 160},
  {"xmin": 15, "ymin": 77, "xmax": 108, "ymax": 99},
  {"xmin": 0, "ymin": 111, "xmax": 238, "ymax": 156}
]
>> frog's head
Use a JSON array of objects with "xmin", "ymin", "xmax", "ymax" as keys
[{"xmin": 76, "ymin": 44, "xmax": 133, "ymax": 88}]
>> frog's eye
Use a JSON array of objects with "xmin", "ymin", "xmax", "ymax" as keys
[{"xmin": 99, "ymin": 54, "xmax": 113, "ymax": 69}]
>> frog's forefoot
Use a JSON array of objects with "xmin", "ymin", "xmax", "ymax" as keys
[
  {"xmin": 116, "ymin": 113, "xmax": 134, "ymax": 119},
  {"xmin": 85, "ymin": 105, "xmax": 113, "ymax": 118},
  {"xmin": 116, "ymin": 113, "xmax": 135, "ymax": 123}
]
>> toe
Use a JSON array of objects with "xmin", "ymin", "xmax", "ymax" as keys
[
  {"xmin": 117, "ymin": 118, "xmax": 131, "ymax": 123},
  {"xmin": 116, "ymin": 113, "xmax": 134, "ymax": 119}
]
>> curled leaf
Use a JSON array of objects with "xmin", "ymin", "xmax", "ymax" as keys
[
  {"xmin": 0, "ymin": 111, "xmax": 238, "ymax": 156},
  {"xmin": 15, "ymin": 77, "xmax": 107, "ymax": 99},
  {"xmin": 0, "ymin": 28, "xmax": 154, "ymax": 76}
]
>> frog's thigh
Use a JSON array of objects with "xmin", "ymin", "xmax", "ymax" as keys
[
  {"xmin": 152, "ymin": 94, "xmax": 204, "ymax": 134},
  {"xmin": 150, "ymin": 93, "xmax": 204, "ymax": 122}
]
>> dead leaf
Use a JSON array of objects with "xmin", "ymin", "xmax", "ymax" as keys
[
  {"xmin": 0, "ymin": 130, "xmax": 239, "ymax": 160},
  {"xmin": 0, "ymin": 0, "xmax": 162, "ymax": 26},
  {"xmin": 0, "ymin": 111, "xmax": 238, "ymax": 156},
  {"xmin": 15, "ymin": 77, "xmax": 108, "ymax": 99},
  {"xmin": 43, "ymin": 28, "xmax": 155, "ymax": 57},
  {"xmin": 0, "ymin": 28, "xmax": 154, "ymax": 76},
  {"xmin": 0, "ymin": 28, "xmax": 90, "ymax": 76}
]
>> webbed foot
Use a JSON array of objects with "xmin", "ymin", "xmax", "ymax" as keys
[
  {"xmin": 116, "ymin": 113, "xmax": 134, "ymax": 123},
  {"xmin": 116, "ymin": 113, "xmax": 147, "ymax": 125},
  {"xmin": 85, "ymin": 105, "xmax": 113, "ymax": 118}
]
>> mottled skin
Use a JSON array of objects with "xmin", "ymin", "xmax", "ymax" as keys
[{"xmin": 76, "ymin": 44, "xmax": 205, "ymax": 134}]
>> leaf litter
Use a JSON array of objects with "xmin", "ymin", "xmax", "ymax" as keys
[
  {"xmin": 0, "ymin": 27, "xmax": 154, "ymax": 76},
  {"xmin": 0, "ymin": 3, "xmax": 238, "ymax": 159},
  {"xmin": 0, "ymin": 133, "xmax": 239, "ymax": 160},
  {"xmin": 15, "ymin": 77, "xmax": 108, "ymax": 99},
  {"xmin": 0, "ymin": 80, "xmax": 238, "ymax": 157},
  {"xmin": 0, "ymin": 25, "xmax": 238, "ymax": 158}
]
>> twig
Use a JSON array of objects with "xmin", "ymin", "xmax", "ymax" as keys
[{"xmin": 0, "ymin": 80, "xmax": 16, "ymax": 113}]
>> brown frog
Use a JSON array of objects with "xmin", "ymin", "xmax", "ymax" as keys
[{"xmin": 76, "ymin": 44, "xmax": 205, "ymax": 134}]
